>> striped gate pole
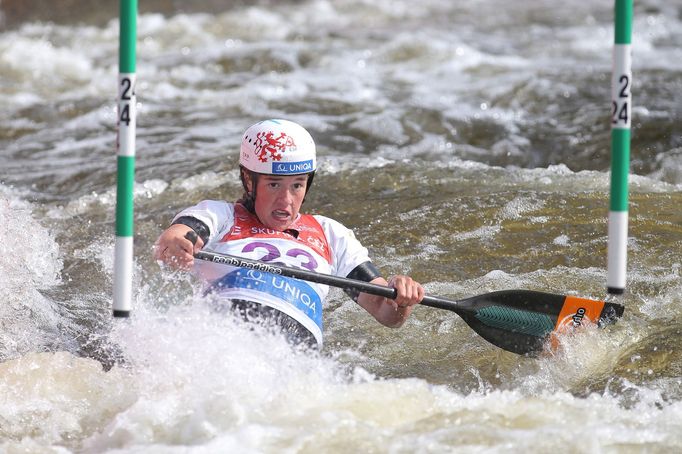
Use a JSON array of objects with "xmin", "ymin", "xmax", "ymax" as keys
[
  {"xmin": 113, "ymin": 0, "xmax": 138, "ymax": 317},
  {"xmin": 607, "ymin": 0, "xmax": 632, "ymax": 295}
]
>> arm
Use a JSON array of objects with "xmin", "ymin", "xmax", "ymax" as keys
[
  {"xmin": 355, "ymin": 275, "xmax": 424, "ymax": 328},
  {"xmin": 316, "ymin": 215, "xmax": 425, "ymax": 327}
]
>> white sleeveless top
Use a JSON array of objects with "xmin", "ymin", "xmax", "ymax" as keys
[{"xmin": 174, "ymin": 201, "xmax": 373, "ymax": 345}]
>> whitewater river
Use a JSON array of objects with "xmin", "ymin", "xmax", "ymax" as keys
[{"xmin": 1, "ymin": 0, "xmax": 681, "ymax": 452}]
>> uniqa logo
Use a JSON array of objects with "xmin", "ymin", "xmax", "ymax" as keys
[{"xmin": 274, "ymin": 161, "xmax": 313, "ymax": 173}]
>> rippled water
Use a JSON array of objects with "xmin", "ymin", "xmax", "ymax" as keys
[{"xmin": 1, "ymin": 0, "xmax": 682, "ymax": 452}]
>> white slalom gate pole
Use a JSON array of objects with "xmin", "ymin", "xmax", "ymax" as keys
[
  {"xmin": 113, "ymin": 0, "xmax": 138, "ymax": 317},
  {"xmin": 607, "ymin": 0, "xmax": 632, "ymax": 295}
]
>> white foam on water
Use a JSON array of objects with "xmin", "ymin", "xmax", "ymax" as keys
[
  {"xmin": 0, "ymin": 188, "xmax": 66, "ymax": 360},
  {"xmin": 553, "ymin": 234, "xmax": 570, "ymax": 246},
  {"xmin": 3, "ymin": 315, "xmax": 682, "ymax": 452},
  {"xmin": 649, "ymin": 147, "xmax": 682, "ymax": 187}
]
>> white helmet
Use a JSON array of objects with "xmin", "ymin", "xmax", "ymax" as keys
[{"xmin": 240, "ymin": 119, "xmax": 316, "ymax": 175}]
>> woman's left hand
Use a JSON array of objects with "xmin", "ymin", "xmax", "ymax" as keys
[{"xmin": 387, "ymin": 275, "xmax": 425, "ymax": 309}]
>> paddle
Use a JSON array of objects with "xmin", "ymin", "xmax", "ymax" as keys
[{"xmin": 184, "ymin": 233, "xmax": 624, "ymax": 355}]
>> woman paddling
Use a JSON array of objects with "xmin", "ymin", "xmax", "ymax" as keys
[{"xmin": 154, "ymin": 119, "xmax": 424, "ymax": 347}]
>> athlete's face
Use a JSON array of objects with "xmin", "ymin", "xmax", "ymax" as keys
[{"xmin": 249, "ymin": 174, "xmax": 308, "ymax": 230}]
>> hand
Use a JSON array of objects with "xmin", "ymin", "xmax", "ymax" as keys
[
  {"xmin": 387, "ymin": 275, "xmax": 425, "ymax": 310},
  {"xmin": 153, "ymin": 224, "xmax": 205, "ymax": 270}
]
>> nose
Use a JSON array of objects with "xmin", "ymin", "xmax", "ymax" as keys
[{"xmin": 276, "ymin": 185, "xmax": 294, "ymax": 203}]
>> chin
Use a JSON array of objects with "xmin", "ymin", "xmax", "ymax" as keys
[{"xmin": 269, "ymin": 219, "xmax": 291, "ymax": 230}]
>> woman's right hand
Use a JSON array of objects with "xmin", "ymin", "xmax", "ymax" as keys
[{"xmin": 153, "ymin": 224, "xmax": 205, "ymax": 270}]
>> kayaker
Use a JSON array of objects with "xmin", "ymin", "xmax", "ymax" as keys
[{"xmin": 154, "ymin": 119, "xmax": 424, "ymax": 347}]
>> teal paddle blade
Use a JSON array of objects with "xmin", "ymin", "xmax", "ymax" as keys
[{"xmin": 475, "ymin": 306, "xmax": 556, "ymax": 337}]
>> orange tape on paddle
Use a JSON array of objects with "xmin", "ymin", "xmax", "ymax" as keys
[{"xmin": 550, "ymin": 295, "xmax": 606, "ymax": 350}]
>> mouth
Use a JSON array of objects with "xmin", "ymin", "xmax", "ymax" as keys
[{"xmin": 272, "ymin": 209, "xmax": 291, "ymax": 221}]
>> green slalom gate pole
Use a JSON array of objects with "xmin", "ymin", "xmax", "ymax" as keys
[
  {"xmin": 113, "ymin": 0, "xmax": 138, "ymax": 317},
  {"xmin": 607, "ymin": 0, "xmax": 632, "ymax": 295}
]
